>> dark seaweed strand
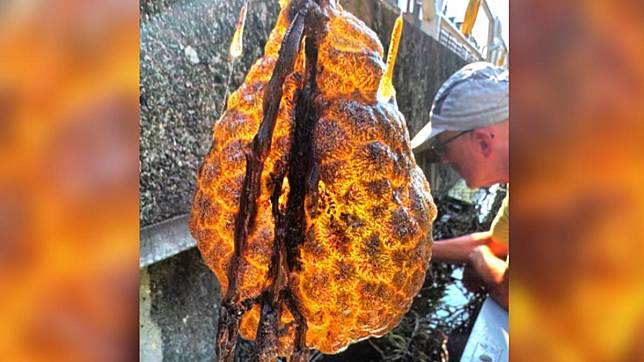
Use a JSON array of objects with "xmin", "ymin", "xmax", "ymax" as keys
[
  {"xmin": 216, "ymin": 4, "xmax": 309, "ymax": 362},
  {"xmin": 284, "ymin": 4, "xmax": 326, "ymax": 275},
  {"xmin": 285, "ymin": 4, "xmax": 328, "ymax": 362},
  {"xmin": 254, "ymin": 178, "xmax": 290, "ymax": 362},
  {"xmin": 255, "ymin": 1, "xmax": 328, "ymax": 362},
  {"xmin": 284, "ymin": 291, "xmax": 309, "ymax": 362}
]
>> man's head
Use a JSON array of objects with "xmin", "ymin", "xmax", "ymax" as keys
[
  {"xmin": 412, "ymin": 62, "xmax": 509, "ymax": 188},
  {"xmin": 434, "ymin": 120, "xmax": 508, "ymax": 188}
]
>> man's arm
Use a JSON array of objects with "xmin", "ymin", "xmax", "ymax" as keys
[
  {"xmin": 467, "ymin": 245, "xmax": 509, "ymax": 310},
  {"xmin": 432, "ymin": 231, "xmax": 508, "ymax": 264}
]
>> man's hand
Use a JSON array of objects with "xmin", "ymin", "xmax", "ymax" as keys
[
  {"xmin": 468, "ymin": 245, "xmax": 506, "ymax": 285},
  {"xmin": 465, "ymin": 245, "xmax": 509, "ymax": 310}
]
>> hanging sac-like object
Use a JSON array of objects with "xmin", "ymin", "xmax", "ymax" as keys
[{"xmin": 190, "ymin": 0, "xmax": 437, "ymax": 359}]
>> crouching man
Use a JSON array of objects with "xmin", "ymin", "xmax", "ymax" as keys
[{"xmin": 413, "ymin": 62, "xmax": 509, "ymax": 310}]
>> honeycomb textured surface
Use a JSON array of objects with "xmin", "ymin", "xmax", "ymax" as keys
[{"xmin": 190, "ymin": 1, "xmax": 437, "ymax": 355}]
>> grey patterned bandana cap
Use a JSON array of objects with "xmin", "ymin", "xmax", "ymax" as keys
[{"xmin": 411, "ymin": 62, "xmax": 508, "ymax": 150}]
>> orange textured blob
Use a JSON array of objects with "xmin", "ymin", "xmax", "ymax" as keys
[{"xmin": 190, "ymin": 1, "xmax": 437, "ymax": 357}]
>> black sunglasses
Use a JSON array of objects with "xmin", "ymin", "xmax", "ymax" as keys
[{"xmin": 426, "ymin": 130, "xmax": 473, "ymax": 163}]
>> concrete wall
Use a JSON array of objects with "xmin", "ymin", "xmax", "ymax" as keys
[
  {"xmin": 140, "ymin": 0, "xmax": 281, "ymax": 227},
  {"xmin": 140, "ymin": 250, "xmax": 220, "ymax": 361},
  {"xmin": 140, "ymin": 0, "xmax": 469, "ymax": 360}
]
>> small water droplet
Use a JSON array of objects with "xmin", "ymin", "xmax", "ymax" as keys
[{"xmin": 184, "ymin": 45, "xmax": 200, "ymax": 64}]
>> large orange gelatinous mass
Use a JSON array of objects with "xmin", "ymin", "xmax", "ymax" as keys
[{"xmin": 189, "ymin": 1, "xmax": 437, "ymax": 356}]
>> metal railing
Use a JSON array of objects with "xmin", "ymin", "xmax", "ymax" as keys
[
  {"xmin": 439, "ymin": 15, "xmax": 484, "ymax": 62},
  {"xmin": 395, "ymin": 0, "xmax": 508, "ymax": 66}
]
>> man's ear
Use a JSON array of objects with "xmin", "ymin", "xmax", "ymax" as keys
[{"xmin": 472, "ymin": 129, "xmax": 493, "ymax": 157}]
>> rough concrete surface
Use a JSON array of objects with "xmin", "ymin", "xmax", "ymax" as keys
[
  {"xmin": 140, "ymin": 0, "xmax": 280, "ymax": 227},
  {"xmin": 140, "ymin": 268, "xmax": 163, "ymax": 361},
  {"xmin": 142, "ymin": 249, "xmax": 221, "ymax": 361}
]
